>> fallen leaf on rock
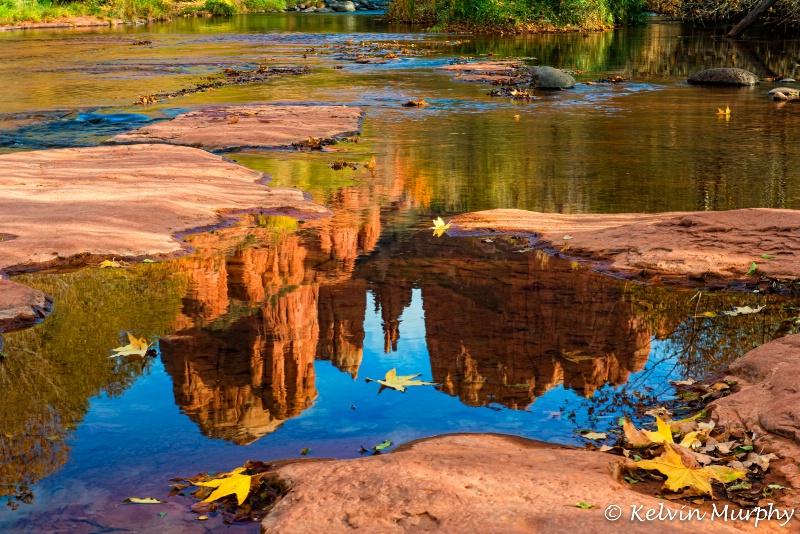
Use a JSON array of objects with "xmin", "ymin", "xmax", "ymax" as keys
[
  {"xmin": 575, "ymin": 502, "xmax": 594, "ymax": 509},
  {"xmin": 109, "ymin": 333, "xmax": 150, "ymax": 358},
  {"xmin": 746, "ymin": 262, "xmax": 757, "ymax": 275},
  {"xmin": 124, "ymin": 497, "xmax": 166, "ymax": 504},
  {"xmin": 366, "ymin": 156, "xmax": 376, "ymax": 171},
  {"xmin": 100, "ymin": 259, "xmax": 127, "ymax": 268},
  {"xmin": 643, "ymin": 416, "xmax": 674, "ymax": 445},
  {"xmin": 365, "ymin": 368, "xmax": 437, "ymax": 393},
  {"xmin": 195, "ymin": 467, "xmax": 253, "ymax": 506},
  {"xmin": 197, "ymin": 515, "xmax": 209, "ymax": 520},
  {"xmin": 761, "ymin": 254, "xmax": 775, "ymax": 259},
  {"xmin": 636, "ymin": 444, "xmax": 713, "ymax": 496},
  {"xmin": 623, "ymin": 417, "xmax": 654, "ymax": 448},
  {"xmin": 705, "ymin": 465, "xmax": 746, "ymax": 484},
  {"xmin": 563, "ymin": 234, "xmax": 573, "ymax": 240}
]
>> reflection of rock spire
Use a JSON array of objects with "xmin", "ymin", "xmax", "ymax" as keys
[
  {"xmin": 317, "ymin": 281, "xmax": 367, "ymax": 378},
  {"xmin": 161, "ymin": 287, "xmax": 319, "ymax": 445},
  {"xmin": 372, "ymin": 283, "xmax": 413, "ymax": 353}
]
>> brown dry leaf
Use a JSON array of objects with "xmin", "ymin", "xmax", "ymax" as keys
[
  {"xmin": 636, "ymin": 443, "xmax": 713, "ymax": 496},
  {"xmin": 623, "ymin": 417, "xmax": 653, "ymax": 448}
]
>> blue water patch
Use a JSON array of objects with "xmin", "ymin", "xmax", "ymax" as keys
[{"xmin": 0, "ymin": 111, "xmax": 158, "ymax": 150}]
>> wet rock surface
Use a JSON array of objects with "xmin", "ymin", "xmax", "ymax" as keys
[
  {"xmin": 263, "ymin": 433, "xmax": 766, "ymax": 533},
  {"xmin": 688, "ymin": 68, "xmax": 759, "ymax": 86},
  {"xmin": 0, "ymin": 279, "xmax": 53, "ymax": 332},
  {"xmin": 530, "ymin": 65, "xmax": 576, "ymax": 89},
  {"xmin": 710, "ymin": 334, "xmax": 800, "ymax": 496},
  {"xmin": 108, "ymin": 105, "xmax": 363, "ymax": 151},
  {"xmin": 0, "ymin": 144, "xmax": 329, "ymax": 273},
  {"xmin": 450, "ymin": 208, "xmax": 800, "ymax": 283}
]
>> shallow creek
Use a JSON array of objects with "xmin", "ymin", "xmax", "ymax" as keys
[{"xmin": 1, "ymin": 13, "xmax": 800, "ymax": 532}]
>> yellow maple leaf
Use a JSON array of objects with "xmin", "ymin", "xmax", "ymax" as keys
[
  {"xmin": 195, "ymin": 467, "xmax": 253, "ymax": 506},
  {"xmin": 109, "ymin": 332, "xmax": 150, "ymax": 358},
  {"xmin": 100, "ymin": 259, "xmax": 125, "ymax": 268},
  {"xmin": 622, "ymin": 417, "xmax": 653, "ymax": 448},
  {"xmin": 366, "ymin": 155, "xmax": 376, "ymax": 171},
  {"xmin": 636, "ymin": 443, "xmax": 713, "ymax": 496},
  {"xmin": 365, "ymin": 368, "xmax": 437, "ymax": 393},
  {"xmin": 644, "ymin": 416, "xmax": 674, "ymax": 444},
  {"xmin": 430, "ymin": 217, "xmax": 451, "ymax": 237}
]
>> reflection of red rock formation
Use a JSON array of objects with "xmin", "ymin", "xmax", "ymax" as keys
[
  {"xmin": 373, "ymin": 282, "xmax": 413, "ymax": 353},
  {"xmin": 161, "ymin": 286, "xmax": 319, "ymax": 444},
  {"xmin": 317, "ymin": 281, "xmax": 367, "ymax": 378},
  {"xmin": 421, "ymin": 252, "xmax": 652, "ymax": 410}
]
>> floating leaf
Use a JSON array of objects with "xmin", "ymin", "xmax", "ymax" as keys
[
  {"xmin": 580, "ymin": 431, "xmax": 607, "ymax": 441},
  {"xmin": 109, "ymin": 333, "xmax": 150, "ymax": 358},
  {"xmin": 716, "ymin": 106, "xmax": 731, "ymax": 116},
  {"xmin": 722, "ymin": 305, "xmax": 765, "ymax": 317},
  {"xmin": 575, "ymin": 502, "xmax": 594, "ymax": 509},
  {"xmin": 746, "ymin": 262, "xmax": 757, "ymax": 275},
  {"xmin": 563, "ymin": 234, "xmax": 573, "ymax": 240},
  {"xmin": 429, "ymin": 217, "xmax": 451, "ymax": 237},
  {"xmin": 158, "ymin": 512, "xmax": 167, "ymax": 517},
  {"xmin": 374, "ymin": 440, "xmax": 392, "ymax": 451},
  {"xmin": 300, "ymin": 447, "xmax": 310, "ymax": 456},
  {"xmin": 124, "ymin": 497, "xmax": 166, "ymax": 504},
  {"xmin": 194, "ymin": 467, "xmax": 252, "ymax": 506},
  {"xmin": 365, "ymin": 368, "xmax": 437, "ymax": 393}
]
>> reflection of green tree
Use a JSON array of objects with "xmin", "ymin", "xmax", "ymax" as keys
[
  {"xmin": 0, "ymin": 265, "xmax": 187, "ymax": 507},
  {"xmin": 626, "ymin": 286, "xmax": 799, "ymax": 378}
]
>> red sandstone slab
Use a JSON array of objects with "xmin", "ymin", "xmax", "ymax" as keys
[
  {"xmin": 263, "ymin": 433, "xmax": 775, "ymax": 533},
  {"xmin": 450, "ymin": 208, "xmax": 800, "ymax": 282},
  {"xmin": 436, "ymin": 61, "xmax": 524, "ymax": 73},
  {"xmin": 0, "ymin": 279, "xmax": 53, "ymax": 332},
  {"xmin": 107, "ymin": 105, "xmax": 364, "ymax": 151},
  {"xmin": 0, "ymin": 144, "xmax": 330, "ymax": 273}
]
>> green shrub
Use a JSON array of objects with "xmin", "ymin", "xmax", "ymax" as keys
[
  {"xmin": 203, "ymin": 0, "xmax": 237, "ymax": 15},
  {"xmin": 242, "ymin": 0, "xmax": 286, "ymax": 11}
]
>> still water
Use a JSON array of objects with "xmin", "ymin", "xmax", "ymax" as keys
[{"xmin": 1, "ymin": 12, "xmax": 800, "ymax": 532}]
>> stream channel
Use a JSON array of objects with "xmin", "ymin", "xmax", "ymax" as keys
[{"xmin": 2, "ymin": 12, "xmax": 800, "ymax": 532}]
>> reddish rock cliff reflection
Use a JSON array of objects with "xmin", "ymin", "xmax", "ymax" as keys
[
  {"xmin": 162, "ymin": 201, "xmax": 653, "ymax": 442},
  {"xmin": 357, "ymin": 237, "xmax": 652, "ymax": 410}
]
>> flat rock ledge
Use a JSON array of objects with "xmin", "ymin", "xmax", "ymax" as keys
[
  {"xmin": 0, "ymin": 144, "xmax": 330, "ymax": 273},
  {"xmin": 263, "ymin": 433, "xmax": 776, "ymax": 533},
  {"xmin": 449, "ymin": 208, "xmax": 800, "ymax": 283},
  {"xmin": 107, "ymin": 105, "xmax": 364, "ymax": 151},
  {"xmin": 0, "ymin": 279, "xmax": 53, "ymax": 333},
  {"xmin": 710, "ymin": 334, "xmax": 800, "ymax": 501}
]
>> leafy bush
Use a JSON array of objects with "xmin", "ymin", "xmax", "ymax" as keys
[
  {"xmin": 242, "ymin": 0, "xmax": 286, "ymax": 11},
  {"xmin": 203, "ymin": 0, "xmax": 237, "ymax": 15},
  {"xmin": 388, "ymin": 0, "xmax": 648, "ymax": 28}
]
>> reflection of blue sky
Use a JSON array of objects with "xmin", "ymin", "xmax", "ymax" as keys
[{"xmin": 1, "ymin": 286, "xmax": 685, "ymax": 532}]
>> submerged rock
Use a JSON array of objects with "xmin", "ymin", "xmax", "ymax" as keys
[
  {"xmin": 107, "ymin": 105, "xmax": 363, "ymax": 151},
  {"xmin": 0, "ymin": 144, "xmax": 330, "ymax": 272},
  {"xmin": 449, "ymin": 208, "xmax": 800, "ymax": 284},
  {"xmin": 529, "ymin": 66, "xmax": 576, "ymax": 89},
  {"xmin": 0, "ymin": 279, "xmax": 53, "ymax": 333},
  {"xmin": 687, "ymin": 68, "xmax": 759, "ymax": 86},
  {"xmin": 262, "ymin": 434, "xmax": 754, "ymax": 533}
]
